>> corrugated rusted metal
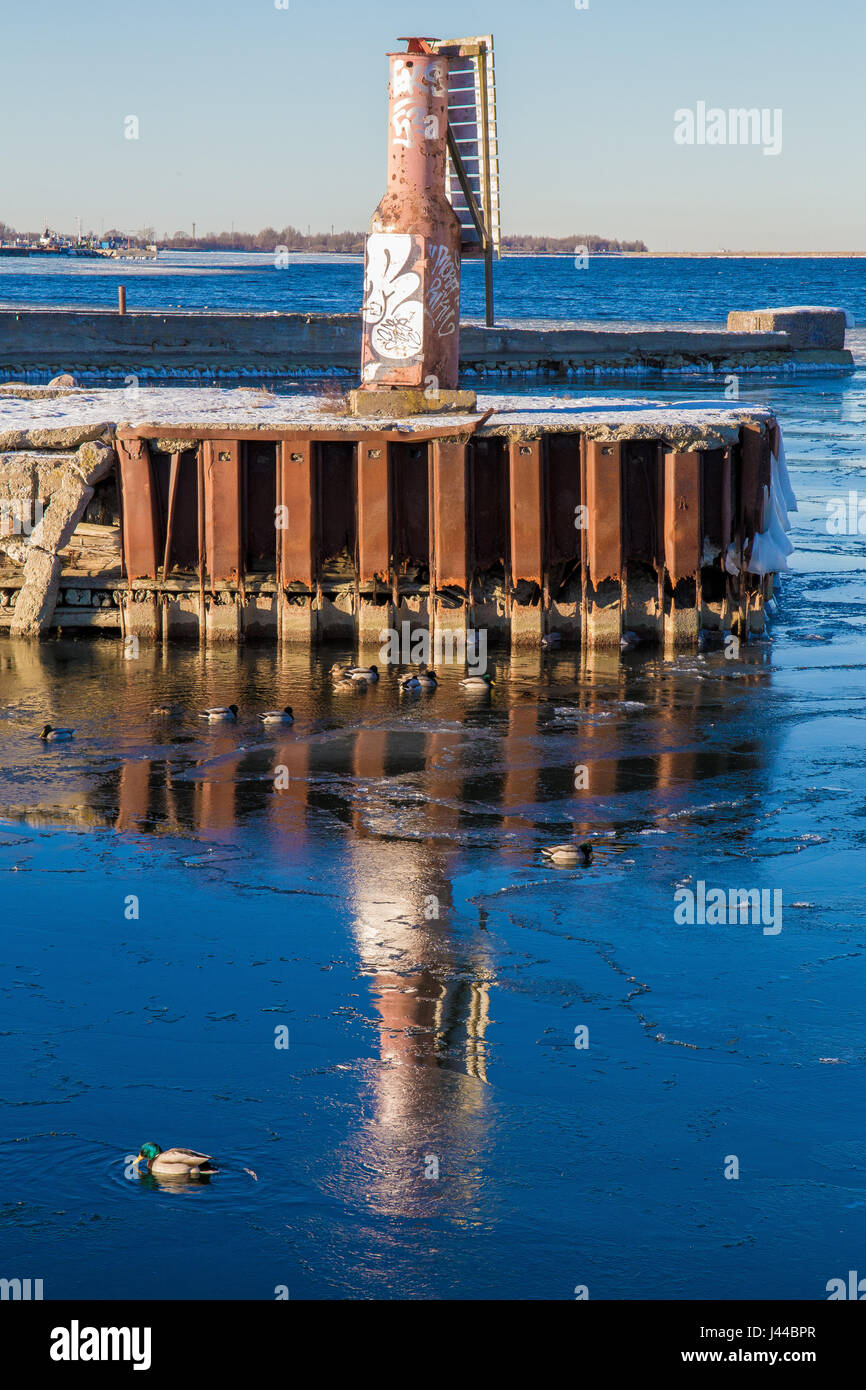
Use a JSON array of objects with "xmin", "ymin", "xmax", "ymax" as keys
[
  {"xmin": 109, "ymin": 415, "xmax": 782, "ymax": 647},
  {"xmin": 162, "ymin": 452, "xmax": 181, "ymax": 576},
  {"xmin": 470, "ymin": 436, "xmax": 508, "ymax": 575},
  {"xmin": 509, "ymin": 439, "xmax": 543, "ymax": 586},
  {"xmin": 429, "ymin": 439, "xmax": 468, "ymax": 590},
  {"xmin": 545, "ymin": 434, "xmax": 581, "ymax": 565},
  {"xmin": 664, "ymin": 451, "xmax": 702, "ymax": 583},
  {"xmin": 279, "ymin": 441, "xmax": 316, "ymax": 587},
  {"xmin": 117, "ymin": 436, "xmax": 160, "ymax": 579},
  {"xmin": 203, "ymin": 440, "xmax": 242, "ymax": 583},
  {"xmin": 585, "ymin": 440, "xmax": 622, "ymax": 584},
  {"xmin": 244, "ymin": 442, "xmax": 278, "ymax": 574},
  {"xmin": 740, "ymin": 425, "xmax": 771, "ymax": 540},
  {"xmin": 622, "ymin": 441, "xmax": 663, "ymax": 565},
  {"xmin": 391, "ymin": 440, "xmax": 429, "ymax": 573},
  {"xmin": 318, "ymin": 442, "xmax": 356, "ymax": 571},
  {"xmin": 356, "ymin": 438, "xmax": 390, "ymax": 583},
  {"xmin": 698, "ymin": 447, "xmax": 728, "ymax": 559}
]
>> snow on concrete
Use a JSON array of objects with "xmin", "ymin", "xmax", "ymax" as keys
[{"xmin": 0, "ymin": 385, "xmax": 775, "ymax": 449}]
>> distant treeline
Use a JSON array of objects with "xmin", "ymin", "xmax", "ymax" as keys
[
  {"xmin": 1, "ymin": 221, "xmax": 648, "ymax": 255},
  {"xmin": 161, "ymin": 227, "xmax": 365, "ymax": 253},
  {"xmin": 503, "ymin": 234, "xmax": 648, "ymax": 254},
  {"xmin": 159, "ymin": 227, "xmax": 650, "ymax": 255}
]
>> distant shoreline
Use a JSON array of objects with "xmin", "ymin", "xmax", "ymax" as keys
[
  {"xmin": 614, "ymin": 251, "xmax": 866, "ymax": 259},
  {"xmin": 147, "ymin": 248, "xmax": 866, "ymax": 260}
]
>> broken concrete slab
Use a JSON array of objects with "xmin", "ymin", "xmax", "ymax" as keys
[
  {"xmin": 9, "ymin": 547, "xmax": 64, "ymax": 636},
  {"xmin": 0, "ymin": 424, "xmax": 112, "ymax": 452},
  {"xmin": 727, "ymin": 306, "xmax": 848, "ymax": 351},
  {"xmin": 3, "ymin": 438, "xmax": 115, "ymax": 636}
]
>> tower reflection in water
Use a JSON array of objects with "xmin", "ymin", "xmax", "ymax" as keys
[{"xmin": 1, "ymin": 638, "xmax": 776, "ymax": 1222}]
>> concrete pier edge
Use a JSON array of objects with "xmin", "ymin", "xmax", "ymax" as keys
[{"xmin": 0, "ymin": 307, "xmax": 854, "ymax": 379}]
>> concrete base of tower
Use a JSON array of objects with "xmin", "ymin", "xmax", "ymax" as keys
[{"xmin": 347, "ymin": 387, "xmax": 478, "ymax": 418}]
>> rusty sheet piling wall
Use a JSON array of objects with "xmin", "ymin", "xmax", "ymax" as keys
[{"xmin": 0, "ymin": 387, "xmax": 785, "ymax": 650}]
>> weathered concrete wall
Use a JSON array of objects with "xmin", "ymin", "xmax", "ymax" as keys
[{"xmin": 0, "ymin": 309, "xmax": 853, "ymax": 378}]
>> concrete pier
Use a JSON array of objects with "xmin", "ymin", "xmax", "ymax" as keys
[
  {"xmin": 0, "ymin": 385, "xmax": 794, "ymax": 651},
  {"xmin": 0, "ymin": 307, "xmax": 853, "ymax": 380}
]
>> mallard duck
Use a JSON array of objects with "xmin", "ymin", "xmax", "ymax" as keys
[
  {"xmin": 258, "ymin": 707, "xmax": 294, "ymax": 724},
  {"xmin": 399, "ymin": 673, "xmax": 421, "ymax": 692},
  {"xmin": 134, "ymin": 1142, "xmax": 217, "ymax": 1179},
  {"xmin": 40, "ymin": 724, "xmax": 74, "ymax": 741},
  {"xmin": 330, "ymin": 663, "xmax": 351, "ymax": 679},
  {"xmin": 620, "ymin": 630, "xmax": 641, "ymax": 651},
  {"xmin": 541, "ymin": 841, "xmax": 593, "ymax": 867},
  {"xmin": 199, "ymin": 705, "xmax": 239, "ymax": 722},
  {"xmin": 152, "ymin": 703, "xmax": 183, "ymax": 717},
  {"xmin": 334, "ymin": 677, "xmax": 362, "ymax": 693},
  {"xmin": 459, "ymin": 674, "xmax": 494, "ymax": 690},
  {"xmin": 348, "ymin": 665, "xmax": 379, "ymax": 684},
  {"xmin": 415, "ymin": 665, "xmax": 438, "ymax": 690},
  {"xmin": 541, "ymin": 632, "xmax": 562, "ymax": 649}
]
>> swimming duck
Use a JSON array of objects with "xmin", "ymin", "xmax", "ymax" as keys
[
  {"xmin": 40, "ymin": 724, "xmax": 74, "ymax": 741},
  {"xmin": 399, "ymin": 673, "xmax": 421, "ymax": 692},
  {"xmin": 348, "ymin": 665, "xmax": 379, "ymax": 684},
  {"xmin": 134, "ymin": 1143, "xmax": 217, "ymax": 1179},
  {"xmin": 415, "ymin": 665, "xmax": 438, "ymax": 690},
  {"xmin": 258, "ymin": 707, "xmax": 294, "ymax": 724},
  {"xmin": 199, "ymin": 705, "xmax": 239, "ymax": 722},
  {"xmin": 620, "ymin": 630, "xmax": 641, "ymax": 651},
  {"xmin": 330, "ymin": 663, "xmax": 351, "ymax": 679},
  {"xmin": 541, "ymin": 632, "xmax": 562, "ymax": 649},
  {"xmin": 151, "ymin": 703, "xmax": 183, "ymax": 717},
  {"xmin": 459, "ymin": 673, "xmax": 494, "ymax": 690},
  {"xmin": 541, "ymin": 841, "xmax": 594, "ymax": 867}
]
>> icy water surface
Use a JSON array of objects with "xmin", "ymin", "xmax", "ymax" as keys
[
  {"xmin": 1, "ymin": 609, "xmax": 865, "ymax": 1297},
  {"xmin": 1, "ymin": 358, "xmax": 866, "ymax": 1299}
]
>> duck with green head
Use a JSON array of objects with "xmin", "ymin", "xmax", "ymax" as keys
[
  {"xmin": 134, "ymin": 1143, "xmax": 217, "ymax": 1179},
  {"xmin": 40, "ymin": 724, "xmax": 74, "ymax": 741}
]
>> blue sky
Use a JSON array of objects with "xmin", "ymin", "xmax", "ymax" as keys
[{"xmin": 1, "ymin": 0, "xmax": 863, "ymax": 251}]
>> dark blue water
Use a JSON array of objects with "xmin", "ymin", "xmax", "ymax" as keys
[
  {"xmin": 1, "ymin": 251, "xmax": 865, "ymax": 329},
  {"xmin": 2, "ymin": 259, "xmax": 866, "ymax": 1300}
]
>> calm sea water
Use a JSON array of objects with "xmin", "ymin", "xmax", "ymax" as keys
[
  {"xmin": 1, "ymin": 258, "xmax": 865, "ymax": 1300},
  {"xmin": 1, "ymin": 250, "xmax": 865, "ymax": 334}
]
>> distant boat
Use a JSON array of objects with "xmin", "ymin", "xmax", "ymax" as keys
[{"xmin": 0, "ymin": 242, "xmax": 104, "ymax": 259}]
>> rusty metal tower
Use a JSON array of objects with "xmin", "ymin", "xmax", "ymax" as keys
[{"xmin": 350, "ymin": 37, "xmax": 477, "ymax": 416}]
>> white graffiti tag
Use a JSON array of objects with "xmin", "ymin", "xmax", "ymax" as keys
[
  {"xmin": 426, "ymin": 244, "xmax": 459, "ymax": 338},
  {"xmin": 362, "ymin": 234, "xmax": 423, "ymax": 363}
]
